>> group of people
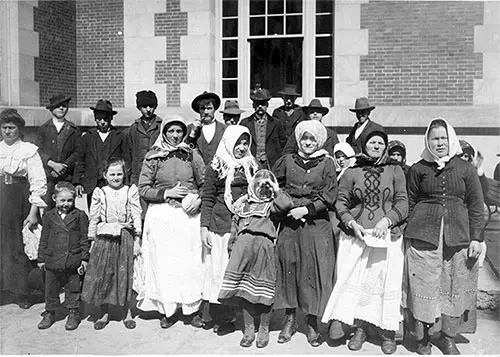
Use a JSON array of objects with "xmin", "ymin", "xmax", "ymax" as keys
[{"xmin": 0, "ymin": 84, "xmax": 490, "ymax": 355}]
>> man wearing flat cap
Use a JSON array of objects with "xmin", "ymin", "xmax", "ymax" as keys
[
  {"xmin": 74, "ymin": 100, "xmax": 126, "ymax": 207},
  {"xmin": 124, "ymin": 90, "xmax": 162, "ymax": 185},
  {"xmin": 36, "ymin": 94, "xmax": 81, "ymax": 208},
  {"xmin": 346, "ymin": 97, "xmax": 385, "ymax": 154},
  {"xmin": 185, "ymin": 91, "xmax": 226, "ymax": 165},
  {"xmin": 272, "ymin": 84, "xmax": 307, "ymax": 138},
  {"xmin": 240, "ymin": 88, "xmax": 287, "ymax": 170}
]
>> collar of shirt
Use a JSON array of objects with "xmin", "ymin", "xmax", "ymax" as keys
[
  {"xmin": 202, "ymin": 121, "xmax": 216, "ymax": 143},
  {"xmin": 354, "ymin": 119, "xmax": 369, "ymax": 140},
  {"xmin": 98, "ymin": 131, "xmax": 110, "ymax": 142},
  {"xmin": 52, "ymin": 118, "xmax": 65, "ymax": 133}
]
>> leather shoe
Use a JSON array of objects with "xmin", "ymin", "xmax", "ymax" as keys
[
  {"xmin": 434, "ymin": 334, "xmax": 460, "ymax": 355},
  {"xmin": 277, "ymin": 313, "xmax": 297, "ymax": 344},
  {"xmin": 160, "ymin": 315, "xmax": 175, "ymax": 329},
  {"xmin": 348, "ymin": 327, "xmax": 367, "ymax": 351},
  {"xmin": 416, "ymin": 339, "xmax": 432, "ymax": 355},
  {"xmin": 256, "ymin": 325, "xmax": 270, "ymax": 348},
  {"xmin": 306, "ymin": 324, "xmax": 322, "ymax": 347},
  {"xmin": 381, "ymin": 339, "xmax": 397, "ymax": 354},
  {"xmin": 189, "ymin": 314, "xmax": 205, "ymax": 328},
  {"xmin": 65, "ymin": 308, "xmax": 80, "ymax": 331},
  {"xmin": 38, "ymin": 311, "xmax": 56, "ymax": 330},
  {"xmin": 240, "ymin": 330, "xmax": 255, "ymax": 348},
  {"xmin": 216, "ymin": 321, "xmax": 236, "ymax": 336}
]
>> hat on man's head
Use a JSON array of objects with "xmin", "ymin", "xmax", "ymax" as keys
[
  {"xmin": 191, "ymin": 91, "xmax": 221, "ymax": 113},
  {"xmin": 136, "ymin": 90, "xmax": 158, "ymax": 108},
  {"xmin": 90, "ymin": 99, "xmax": 117, "ymax": 115},
  {"xmin": 250, "ymin": 88, "xmax": 272, "ymax": 102},
  {"xmin": 278, "ymin": 84, "xmax": 301, "ymax": 97},
  {"xmin": 46, "ymin": 94, "xmax": 71, "ymax": 110},
  {"xmin": 349, "ymin": 97, "xmax": 375, "ymax": 112},
  {"xmin": 220, "ymin": 100, "xmax": 245, "ymax": 115},
  {"xmin": 302, "ymin": 99, "xmax": 329, "ymax": 116}
]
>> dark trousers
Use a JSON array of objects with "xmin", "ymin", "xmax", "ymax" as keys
[{"xmin": 45, "ymin": 268, "xmax": 81, "ymax": 311}]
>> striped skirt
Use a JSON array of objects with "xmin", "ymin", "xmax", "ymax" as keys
[{"xmin": 218, "ymin": 233, "xmax": 276, "ymax": 306}]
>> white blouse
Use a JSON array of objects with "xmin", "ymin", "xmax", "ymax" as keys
[{"xmin": 0, "ymin": 139, "xmax": 47, "ymax": 207}]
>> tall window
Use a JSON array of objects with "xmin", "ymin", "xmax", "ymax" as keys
[
  {"xmin": 315, "ymin": 0, "xmax": 333, "ymax": 97},
  {"xmin": 222, "ymin": 0, "xmax": 238, "ymax": 98}
]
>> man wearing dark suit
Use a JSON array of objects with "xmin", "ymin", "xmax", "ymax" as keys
[
  {"xmin": 74, "ymin": 100, "xmax": 125, "ymax": 207},
  {"xmin": 346, "ymin": 97, "xmax": 385, "ymax": 154},
  {"xmin": 240, "ymin": 88, "xmax": 287, "ymax": 170},
  {"xmin": 272, "ymin": 84, "xmax": 307, "ymax": 138},
  {"xmin": 36, "ymin": 94, "xmax": 81, "ymax": 209},
  {"xmin": 185, "ymin": 91, "xmax": 226, "ymax": 165}
]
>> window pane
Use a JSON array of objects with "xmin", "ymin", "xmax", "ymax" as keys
[
  {"xmin": 268, "ymin": 16, "xmax": 284, "ymax": 35},
  {"xmin": 222, "ymin": 39, "xmax": 238, "ymax": 58},
  {"xmin": 223, "ymin": 18, "xmax": 238, "ymax": 37},
  {"xmin": 223, "ymin": 60, "xmax": 238, "ymax": 78},
  {"xmin": 250, "ymin": 17, "xmax": 265, "ymax": 36},
  {"xmin": 268, "ymin": 0, "xmax": 284, "ymax": 14},
  {"xmin": 286, "ymin": 0, "xmax": 302, "ymax": 13},
  {"xmin": 316, "ymin": 36, "xmax": 333, "ymax": 55},
  {"xmin": 316, "ymin": 0, "xmax": 333, "ymax": 13},
  {"xmin": 316, "ymin": 57, "xmax": 332, "ymax": 77},
  {"xmin": 222, "ymin": 0, "xmax": 238, "ymax": 17},
  {"xmin": 250, "ymin": 0, "xmax": 265, "ymax": 15},
  {"xmin": 223, "ymin": 80, "xmax": 238, "ymax": 98},
  {"xmin": 286, "ymin": 15, "xmax": 302, "ymax": 34},
  {"xmin": 315, "ymin": 78, "xmax": 332, "ymax": 97},
  {"xmin": 316, "ymin": 14, "xmax": 333, "ymax": 34}
]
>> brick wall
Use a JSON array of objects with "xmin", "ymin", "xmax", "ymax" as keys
[
  {"xmin": 360, "ymin": 1, "xmax": 483, "ymax": 106},
  {"xmin": 154, "ymin": 0, "xmax": 188, "ymax": 107},
  {"xmin": 76, "ymin": 0, "xmax": 124, "ymax": 107},
  {"xmin": 34, "ymin": 1, "xmax": 77, "ymax": 107}
]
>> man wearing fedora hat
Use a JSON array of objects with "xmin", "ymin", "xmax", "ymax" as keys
[
  {"xmin": 240, "ymin": 88, "xmax": 287, "ymax": 170},
  {"xmin": 220, "ymin": 100, "xmax": 244, "ymax": 126},
  {"xmin": 124, "ymin": 90, "xmax": 163, "ymax": 186},
  {"xmin": 282, "ymin": 99, "xmax": 339, "ymax": 156},
  {"xmin": 185, "ymin": 91, "xmax": 226, "ymax": 165},
  {"xmin": 272, "ymin": 84, "xmax": 307, "ymax": 138},
  {"xmin": 74, "ymin": 100, "xmax": 126, "ymax": 207},
  {"xmin": 346, "ymin": 97, "xmax": 385, "ymax": 154},
  {"xmin": 36, "ymin": 94, "xmax": 81, "ymax": 208}
]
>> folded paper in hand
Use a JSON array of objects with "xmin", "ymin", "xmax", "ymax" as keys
[
  {"xmin": 22, "ymin": 223, "xmax": 42, "ymax": 260},
  {"xmin": 361, "ymin": 229, "xmax": 390, "ymax": 248},
  {"xmin": 182, "ymin": 192, "xmax": 199, "ymax": 212}
]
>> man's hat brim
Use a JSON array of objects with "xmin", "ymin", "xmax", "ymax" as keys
[
  {"xmin": 46, "ymin": 96, "xmax": 72, "ymax": 110},
  {"xmin": 303, "ymin": 106, "xmax": 329, "ymax": 115},
  {"xmin": 349, "ymin": 105, "xmax": 375, "ymax": 112},
  {"xmin": 191, "ymin": 92, "xmax": 221, "ymax": 112},
  {"xmin": 221, "ymin": 108, "xmax": 245, "ymax": 115},
  {"xmin": 89, "ymin": 107, "xmax": 118, "ymax": 115}
]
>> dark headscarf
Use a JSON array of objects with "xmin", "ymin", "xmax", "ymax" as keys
[
  {"xmin": 387, "ymin": 140, "xmax": 407, "ymax": 165},
  {"xmin": 355, "ymin": 127, "xmax": 388, "ymax": 167}
]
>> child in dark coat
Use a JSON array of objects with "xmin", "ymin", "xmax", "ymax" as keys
[{"xmin": 37, "ymin": 182, "xmax": 90, "ymax": 330}]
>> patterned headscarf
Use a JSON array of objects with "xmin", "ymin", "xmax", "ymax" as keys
[
  {"xmin": 333, "ymin": 142, "xmax": 356, "ymax": 180},
  {"xmin": 211, "ymin": 125, "xmax": 259, "ymax": 211},
  {"xmin": 421, "ymin": 118, "xmax": 461, "ymax": 170},
  {"xmin": 294, "ymin": 120, "xmax": 328, "ymax": 159},
  {"xmin": 387, "ymin": 140, "xmax": 407, "ymax": 165},
  {"xmin": 145, "ymin": 116, "xmax": 190, "ymax": 160}
]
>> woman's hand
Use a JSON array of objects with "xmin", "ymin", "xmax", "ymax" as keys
[
  {"xmin": 201, "ymin": 226, "xmax": 212, "ymax": 250},
  {"xmin": 185, "ymin": 198, "xmax": 201, "ymax": 215},
  {"xmin": 133, "ymin": 239, "xmax": 141, "ymax": 257},
  {"xmin": 350, "ymin": 221, "xmax": 366, "ymax": 241},
  {"xmin": 372, "ymin": 217, "xmax": 390, "ymax": 239},
  {"xmin": 23, "ymin": 213, "xmax": 38, "ymax": 230},
  {"xmin": 468, "ymin": 241, "xmax": 482, "ymax": 259},
  {"xmin": 287, "ymin": 207, "xmax": 308, "ymax": 220},
  {"xmin": 164, "ymin": 182, "xmax": 188, "ymax": 199}
]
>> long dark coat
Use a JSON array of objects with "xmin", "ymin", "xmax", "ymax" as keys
[{"xmin": 346, "ymin": 119, "xmax": 385, "ymax": 154}]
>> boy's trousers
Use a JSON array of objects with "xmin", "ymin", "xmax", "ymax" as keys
[{"xmin": 44, "ymin": 268, "xmax": 80, "ymax": 311}]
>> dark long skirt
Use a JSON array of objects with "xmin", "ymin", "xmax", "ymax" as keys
[
  {"xmin": 0, "ymin": 178, "xmax": 36, "ymax": 297},
  {"xmin": 275, "ymin": 213, "xmax": 336, "ymax": 317},
  {"xmin": 81, "ymin": 228, "xmax": 134, "ymax": 307}
]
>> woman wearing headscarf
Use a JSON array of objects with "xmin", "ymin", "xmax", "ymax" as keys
[
  {"xmin": 272, "ymin": 120, "xmax": 337, "ymax": 347},
  {"xmin": 199, "ymin": 125, "xmax": 259, "ymax": 333},
  {"xmin": 137, "ymin": 116, "xmax": 205, "ymax": 328},
  {"xmin": 387, "ymin": 140, "xmax": 411, "ymax": 177},
  {"xmin": 403, "ymin": 119, "xmax": 484, "ymax": 355},
  {"xmin": 1, "ymin": 109, "xmax": 47, "ymax": 308},
  {"xmin": 322, "ymin": 127, "xmax": 408, "ymax": 355}
]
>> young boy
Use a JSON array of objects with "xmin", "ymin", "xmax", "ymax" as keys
[{"xmin": 37, "ymin": 182, "xmax": 90, "ymax": 331}]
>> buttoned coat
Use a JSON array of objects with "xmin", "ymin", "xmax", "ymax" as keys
[
  {"xmin": 239, "ymin": 113, "xmax": 287, "ymax": 170},
  {"xmin": 346, "ymin": 119, "xmax": 385, "ymax": 154},
  {"xmin": 38, "ymin": 208, "xmax": 90, "ymax": 271},
  {"xmin": 272, "ymin": 105, "xmax": 307, "ymax": 138},
  {"xmin": 185, "ymin": 120, "xmax": 227, "ymax": 165},
  {"xmin": 73, "ymin": 127, "xmax": 126, "ymax": 193},
  {"xmin": 36, "ymin": 119, "xmax": 81, "ymax": 181}
]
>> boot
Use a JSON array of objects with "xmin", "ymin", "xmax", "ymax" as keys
[
  {"xmin": 240, "ymin": 307, "xmax": 255, "ymax": 348},
  {"xmin": 38, "ymin": 310, "xmax": 56, "ymax": 330},
  {"xmin": 348, "ymin": 327, "xmax": 367, "ymax": 351},
  {"xmin": 160, "ymin": 314, "xmax": 176, "ymax": 329},
  {"xmin": 65, "ymin": 308, "xmax": 80, "ymax": 331},
  {"xmin": 379, "ymin": 329, "xmax": 397, "ymax": 355},
  {"xmin": 256, "ymin": 308, "xmax": 271, "ymax": 348},
  {"xmin": 328, "ymin": 319, "xmax": 348, "ymax": 340},
  {"xmin": 434, "ymin": 333, "xmax": 460, "ymax": 355},
  {"xmin": 416, "ymin": 325, "xmax": 432, "ymax": 355},
  {"xmin": 306, "ymin": 314, "xmax": 321, "ymax": 347},
  {"xmin": 277, "ymin": 308, "xmax": 297, "ymax": 344}
]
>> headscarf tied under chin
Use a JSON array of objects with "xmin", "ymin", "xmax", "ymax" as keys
[
  {"xmin": 145, "ymin": 115, "xmax": 190, "ymax": 160},
  {"xmin": 211, "ymin": 125, "xmax": 259, "ymax": 212},
  {"xmin": 294, "ymin": 120, "xmax": 328, "ymax": 159},
  {"xmin": 421, "ymin": 118, "xmax": 461, "ymax": 170},
  {"xmin": 333, "ymin": 142, "xmax": 356, "ymax": 180}
]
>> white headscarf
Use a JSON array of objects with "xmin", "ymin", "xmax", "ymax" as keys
[
  {"xmin": 211, "ymin": 125, "xmax": 259, "ymax": 212},
  {"xmin": 421, "ymin": 118, "xmax": 461, "ymax": 170},
  {"xmin": 145, "ymin": 115, "xmax": 190, "ymax": 160},
  {"xmin": 333, "ymin": 142, "xmax": 356, "ymax": 180},
  {"xmin": 294, "ymin": 120, "xmax": 328, "ymax": 159}
]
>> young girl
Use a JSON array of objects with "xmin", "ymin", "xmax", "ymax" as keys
[
  {"xmin": 218, "ymin": 169, "xmax": 293, "ymax": 348},
  {"xmin": 81, "ymin": 158, "xmax": 142, "ymax": 330}
]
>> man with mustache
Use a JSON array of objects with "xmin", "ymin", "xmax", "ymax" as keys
[{"xmin": 272, "ymin": 84, "xmax": 307, "ymax": 138}]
